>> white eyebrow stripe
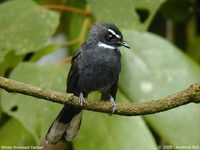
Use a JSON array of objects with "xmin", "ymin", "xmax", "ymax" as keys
[
  {"xmin": 98, "ymin": 42, "xmax": 115, "ymax": 49},
  {"xmin": 108, "ymin": 29, "xmax": 121, "ymax": 38}
]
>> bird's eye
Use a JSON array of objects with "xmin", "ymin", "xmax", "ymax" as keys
[{"xmin": 107, "ymin": 34, "xmax": 114, "ymax": 41}]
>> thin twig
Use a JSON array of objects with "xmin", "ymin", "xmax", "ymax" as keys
[
  {"xmin": 0, "ymin": 77, "xmax": 199, "ymax": 116},
  {"xmin": 42, "ymin": 4, "xmax": 92, "ymax": 15},
  {"xmin": 60, "ymin": 38, "xmax": 80, "ymax": 48}
]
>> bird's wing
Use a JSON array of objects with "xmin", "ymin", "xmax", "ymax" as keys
[{"xmin": 66, "ymin": 45, "xmax": 84, "ymax": 94}]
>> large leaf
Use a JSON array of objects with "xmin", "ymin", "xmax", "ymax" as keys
[
  {"xmin": 0, "ymin": 118, "xmax": 36, "ymax": 145},
  {"xmin": 0, "ymin": 0, "xmax": 59, "ymax": 54},
  {"xmin": 87, "ymin": 0, "xmax": 165, "ymax": 30},
  {"xmin": 74, "ymin": 92, "xmax": 157, "ymax": 150},
  {"xmin": 1, "ymin": 63, "xmax": 69, "ymax": 142},
  {"xmin": 119, "ymin": 30, "xmax": 200, "ymax": 145}
]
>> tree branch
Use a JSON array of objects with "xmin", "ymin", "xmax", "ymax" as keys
[{"xmin": 0, "ymin": 77, "xmax": 199, "ymax": 116}]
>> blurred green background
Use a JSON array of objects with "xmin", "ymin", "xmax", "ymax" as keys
[{"xmin": 0, "ymin": 0, "xmax": 200, "ymax": 150}]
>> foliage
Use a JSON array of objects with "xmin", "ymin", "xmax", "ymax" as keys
[{"xmin": 0, "ymin": 0, "xmax": 200, "ymax": 149}]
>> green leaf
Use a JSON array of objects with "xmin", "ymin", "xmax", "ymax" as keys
[
  {"xmin": 1, "ymin": 63, "xmax": 70, "ymax": 143},
  {"xmin": 119, "ymin": 30, "xmax": 200, "ymax": 145},
  {"xmin": 87, "ymin": 0, "xmax": 165, "ymax": 30},
  {"xmin": 65, "ymin": 0, "xmax": 86, "ymax": 39},
  {"xmin": 0, "ymin": 118, "xmax": 36, "ymax": 145},
  {"xmin": 30, "ymin": 44, "xmax": 58, "ymax": 62},
  {"xmin": 0, "ymin": 49, "xmax": 9, "ymax": 63},
  {"xmin": 64, "ymin": 0, "xmax": 87, "ymax": 52},
  {"xmin": 0, "ymin": 0, "xmax": 60, "ymax": 54},
  {"xmin": 0, "ymin": 51, "xmax": 23, "ymax": 76},
  {"xmin": 74, "ymin": 92, "xmax": 157, "ymax": 150}
]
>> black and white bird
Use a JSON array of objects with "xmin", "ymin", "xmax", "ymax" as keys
[{"xmin": 46, "ymin": 23, "xmax": 130, "ymax": 144}]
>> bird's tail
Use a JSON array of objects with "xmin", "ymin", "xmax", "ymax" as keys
[{"xmin": 45, "ymin": 105, "xmax": 83, "ymax": 144}]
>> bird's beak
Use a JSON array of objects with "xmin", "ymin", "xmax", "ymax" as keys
[{"xmin": 121, "ymin": 41, "xmax": 130, "ymax": 49}]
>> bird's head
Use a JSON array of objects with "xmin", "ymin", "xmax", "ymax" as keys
[{"xmin": 87, "ymin": 23, "xmax": 130, "ymax": 49}]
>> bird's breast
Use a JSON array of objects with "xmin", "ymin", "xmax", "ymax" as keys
[{"xmin": 77, "ymin": 49, "xmax": 120, "ymax": 92}]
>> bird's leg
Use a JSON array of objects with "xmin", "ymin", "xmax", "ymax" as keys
[
  {"xmin": 109, "ymin": 95, "xmax": 117, "ymax": 113},
  {"xmin": 79, "ymin": 92, "xmax": 85, "ymax": 106}
]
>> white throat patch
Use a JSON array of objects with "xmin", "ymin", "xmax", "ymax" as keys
[
  {"xmin": 108, "ymin": 29, "xmax": 121, "ymax": 39},
  {"xmin": 98, "ymin": 42, "xmax": 115, "ymax": 49}
]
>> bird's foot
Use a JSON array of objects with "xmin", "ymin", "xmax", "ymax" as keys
[
  {"xmin": 79, "ymin": 92, "xmax": 85, "ymax": 106},
  {"xmin": 109, "ymin": 95, "xmax": 117, "ymax": 113}
]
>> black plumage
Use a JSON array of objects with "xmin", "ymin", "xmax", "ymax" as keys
[{"xmin": 46, "ymin": 23, "xmax": 130, "ymax": 144}]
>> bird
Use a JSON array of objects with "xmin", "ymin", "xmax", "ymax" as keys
[{"xmin": 45, "ymin": 23, "xmax": 130, "ymax": 144}]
